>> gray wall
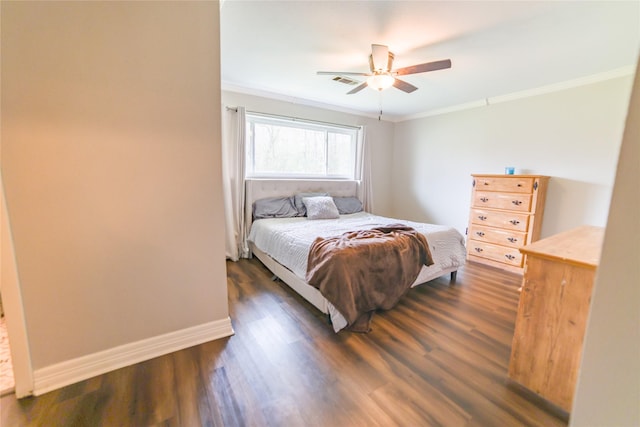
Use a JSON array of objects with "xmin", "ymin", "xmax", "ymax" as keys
[
  {"xmin": 570, "ymin": 61, "xmax": 640, "ymax": 427},
  {"xmin": 391, "ymin": 76, "xmax": 633, "ymax": 238},
  {"xmin": 1, "ymin": 1, "xmax": 228, "ymax": 369}
]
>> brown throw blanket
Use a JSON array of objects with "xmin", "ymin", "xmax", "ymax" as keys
[{"xmin": 305, "ymin": 224, "xmax": 434, "ymax": 332}]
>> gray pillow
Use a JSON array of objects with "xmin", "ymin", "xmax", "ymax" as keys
[
  {"xmin": 303, "ymin": 196, "xmax": 340, "ymax": 220},
  {"xmin": 294, "ymin": 192, "xmax": 328, "ymax": 216},
  {"xmin": 253, "ymin": 196, "xmax": 299, "ymax": 219},
  {"xmin": 333, "ymin": 197, "xmax": 363, "ymax": 214}
]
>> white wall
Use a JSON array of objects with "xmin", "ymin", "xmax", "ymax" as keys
[
  {"xmin": 1, "ymin": 1, "xmax": 229, "ymax": 373},
  {"xmin": 221, "ymin": 91, "xmax": 396, "ymax": 216},
  {"xmin": 570, "ymin": 61, "xmax": 640, "ymax": 427},
  {"xmin": 391, "ymin": 76, "xmax": 634, "ymax": 238},
  {"xmin": 0, "ymin": 177, "xmax": 33, "ymax": 397}
]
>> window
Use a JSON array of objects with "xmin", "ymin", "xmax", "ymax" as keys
[{"xmin": 245, "ymin": 113, "xmax": 359, "ymax": 179}]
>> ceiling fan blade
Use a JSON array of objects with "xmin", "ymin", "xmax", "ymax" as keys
[
  {"xmin": 347, "ymin": 82, "xmax": 368, "ymax": 95},
  {"xmin": 393, "ymin": 78, "xmax": 418, "ymax": 93},
  {"xmin": 317, "ymin": 71, "xmax": 370, "ymax": 76},
  {"xmin": 370, "ymin": 44, "xmax": 390, "ymax": 71},
  {"xmin": 394, "ymin": 59, "xmax": 452, "ymax": 76}
]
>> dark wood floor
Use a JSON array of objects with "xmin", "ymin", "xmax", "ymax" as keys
[{"xmin": 1, "ymin": 259, "xmax": 568, "ymax": 426}]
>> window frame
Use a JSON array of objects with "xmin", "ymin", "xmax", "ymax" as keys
[{"xmin": 245, "ymin": 113, "xmax": 359, "ymax": 180}]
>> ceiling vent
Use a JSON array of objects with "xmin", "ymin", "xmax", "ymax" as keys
[{"xmin": 332, "ymin": 76, "xmax": 360, "ymax": 86}]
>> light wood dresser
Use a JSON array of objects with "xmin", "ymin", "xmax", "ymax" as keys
[
  {"xmin": 508, "ymin": 225, "xmax": 604, "ymax": 412},
  {"xmin": 466, "ymin": 174, "xmax": 549, "ymax": 274}
]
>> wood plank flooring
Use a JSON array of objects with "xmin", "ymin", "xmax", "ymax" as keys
[{"xmin": 1, "ymin": 259, "xmax": 568, "ymax": 426}]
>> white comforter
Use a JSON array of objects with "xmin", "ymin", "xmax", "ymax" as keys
[{"xmin": 248, "ymin": 212, "xmax": 467, "ymax": 284}]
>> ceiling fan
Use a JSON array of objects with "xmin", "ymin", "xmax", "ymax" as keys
[{"xmin": 317, "ymin": 44, "xmax": 451, "ymax": 94}]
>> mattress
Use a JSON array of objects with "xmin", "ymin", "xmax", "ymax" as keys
[{"xmin": 248, "ymin": 211, "xmax": 467, "ymax": 287}]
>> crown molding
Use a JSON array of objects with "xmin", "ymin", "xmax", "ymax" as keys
[
  {"xmin": 397, "ymin": 65, "xmax": 636, "ymax": 122},
  {"xmin": 221, "ymin": 82, "xmax": 384, "ymax": 121},
  {"xmin": 223, "ymin": 65, "xmax": 635, "ymax": 124}
]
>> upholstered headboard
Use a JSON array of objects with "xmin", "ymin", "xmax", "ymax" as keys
[{"xmin": 244, "ymin": 179, "xmax": 360, "ymax": 232}]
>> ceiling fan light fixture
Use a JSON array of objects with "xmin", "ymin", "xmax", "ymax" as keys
[
  {"xmin": 367, "ymin": 73, "xmax": 395, "ymax": 91},
  {"xmin": 318, "ymin": 43, "xmax": 451, "ymax": 95}
]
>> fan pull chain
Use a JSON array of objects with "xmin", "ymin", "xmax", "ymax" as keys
[{"xmin": 378, "ymin": 93, "xmax": 383, "ymax": 121}]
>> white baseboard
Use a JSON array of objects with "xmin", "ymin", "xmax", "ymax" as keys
[{"xmin": 32, "ymin": 317, "xmax": 234, "ymax": 396}]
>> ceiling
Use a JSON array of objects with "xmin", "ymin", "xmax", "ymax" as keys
[{"xmin": 220, "ymin": 1, "xmax": 640, "ymax": 121}]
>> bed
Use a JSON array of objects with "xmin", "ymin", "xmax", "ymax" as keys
[{"xmin": 245, "ymin": 179, "xmax": 467, "ymax": 332}]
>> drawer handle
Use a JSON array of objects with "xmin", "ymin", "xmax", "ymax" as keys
[
  {"xmin": 512, "ymin": 200, "xmax": 523, "ymax": 206},
  {"xmin": 517, "ymin": 183, "xmax": 522, "ymax": 187},
  {"xmin": 480, "ymin": 197, "xmax": 489, "ymax": 202},
  {"xmin": 478, "ymin": 215, "xmax": 487, "ymax": 221},
  {"xmin": 476, "ymin": 231, "xmax": 485, "ymax": 237},
  {"xmin": 505, "ymin": 254, "xmax": 516, "ymax": 260},
  {"xmin": 483, "ymin": 182, "xmax": 489, "ymax": 185},
  {"xmin": 507, "ymin": 237, "xmax": 518, "ymax": 243},
  {"xmin": 509, "ymin": 219, "xmax": 520, "ymax": 225},
  {"xmin": 474, "ymin": 247, "xmax": 483, "ymax": 253}
]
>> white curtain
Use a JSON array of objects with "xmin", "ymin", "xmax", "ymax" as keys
[
  {"xmin": 221, "ymin": 106, "xmax": 249, "ymax": 261},
  {"xmin": 356, "ymin": 126, "xmax": 374, "ymax": 212}
]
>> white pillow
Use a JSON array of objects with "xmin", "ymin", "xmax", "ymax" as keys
[{"xmin": 302, "ymin": 196, "xmax": 340, "ymax": 220}]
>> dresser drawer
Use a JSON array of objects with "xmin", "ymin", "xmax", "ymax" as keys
[
  {"xmin": 467, "ymin": 241, "xmax": 524, "ymax": 267},
  {"xmin": 473, "ymin": 191, "xmax": 532, "ymax": 212},
  {"xmin": 468, "ymin": 224, "xmax": 527, "ymax": 248},
  {"xmin": 470, "ymin": 209, "xmax": 530, "ymax": 232},
  {"xmin": 474, "ymin": 176, "xmax": 534, "ymax": 193}
]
